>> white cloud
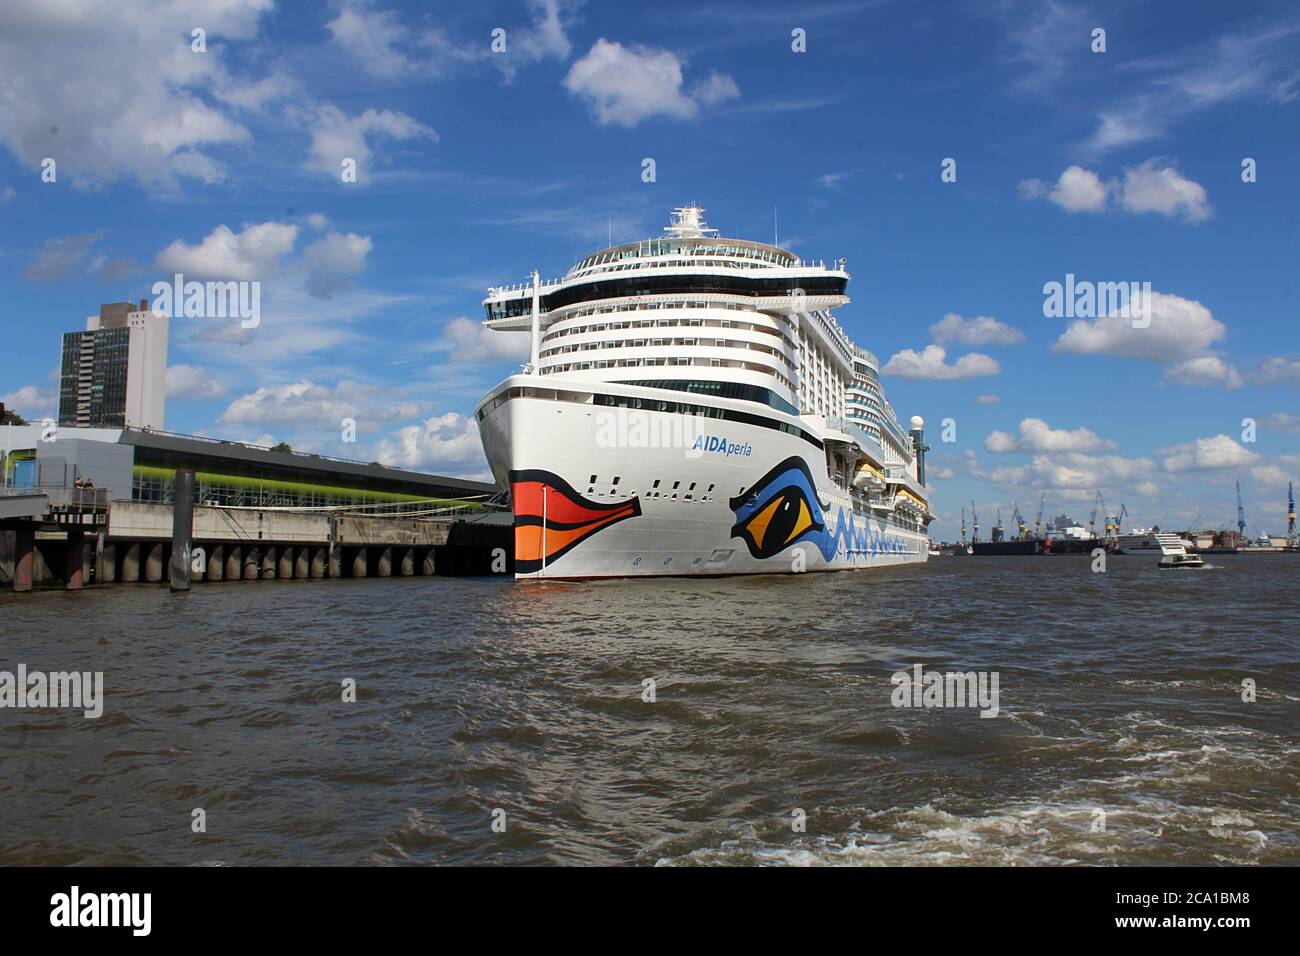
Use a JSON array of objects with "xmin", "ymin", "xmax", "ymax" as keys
[
  {"xmin": 1044, "ymin": 165, "xmax": 1109, "ymax": 212},
  {"xmin": 1052, "ymin": 291, "xmax": 1225, "ymax": 362},
  {"xmin": 564, "ymin": 39, "xmax": 738, "ymax": 126},
  {"xmin": 375, "ymin": 411, "xmax": 486, "ymax": 475},
  {"xmin": 975, "ymin": 394, "xmax": 1001, "ymax": 405},
  {"xmin": 930, "ymin": 313, "xmax": 1026, "ymax": 347},
  {"xmin": 304, "ymin": 104, "xmax": 437, "ymax": 179},
  {"xmin": 0, "ymin": 185, "xmax": 14, "ymax": 203},
  {"xmin": 23, "ymin": 231, "xmax": 104, "ymax": 282},
  {"xmin": 0, "ymin": 384, "xmax": 56, "ymax": 419},
  {"xmin": 1020, "ymin": 160, "xmax": 1211, "ymax": 222},
  {"xmin": 1162, "ymin": 355, "xmax": 1243, "ymax": 389},
  {"xmin": 0, "ymin": 1, "xmax": 274, "ymax": 188},
  {"xmin": 1262, "ymin": 411, "xmax": 1300, "ymax": 433},
  {"xmin": 219, "ymin": 380, "xmax": 423, "ymax": 430},
  {"xmin": 437, "ymin": 318, "xmax": 531, "ymax": 363},
  {"xmin": 1117, "ymin": 158, "xmax": 1212, "ymax": 223},
  {"xmin": 155, "ymin": 221, "xmax": 298, "ymax": 280},
  {"xmin": 882, "ymin": 345, "xmax": 1000, "ymax": 380},
  {"xmin": 166, "ymin": 364, "xmax": 227, "ymax": 401},
  {"xmin": 327, "ymin": 1, "xmax": 422, "ymax": 78},
  {"xmin": 985, "ymin": 418, "xmax": 1116, "ymax": 454},
  {"xmin": 1160, "ymin": 434, "xmax": 1258, "ymax": 473},
  {"xmin": 302, "ymin": 231, "xmax": 373, "ymax": 299},
  {"xmin": 991, "ymin": 452, "xmax": 1156, "ymax": 492},
  {"xmin": 1253, "ymin": 357, "xmax": 1300, "ymax": 387},
  {"xmin": 691, "ymin": 71, "xmax": 741, "ymax": 106}
]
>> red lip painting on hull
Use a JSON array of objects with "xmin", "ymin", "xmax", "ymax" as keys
[{"xmin": 510, "ymin": 470, "xmax": 641, "ymax": 574}]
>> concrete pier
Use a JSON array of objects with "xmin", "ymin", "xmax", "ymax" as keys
[
  {"xmin": 66, "ymin": 528, "xmax": 86, "ymax": 591},
  {"xmin": 311, "ymin": 545, "xmax": 327, "ymax": 578},
  {"xmin": 399, "ymin": 547, "xmax": 414, "ymax": 576},
  {"xmin": 122, "ymin": 542, "xmax": 141, "ymax": 583},
  {"xmin": 225, "ymin": 545, "xmax": 242, "ymax": 581},
  {"xmin": 207, "ymin": 544, "xmax": 225, "ymax": 582},
  {"xmin": 99, "ymin": 540, "xmax": 117, "ymax": 584},
  {"xmin": 352, "ymin": 547, "xmax": 368, "ymax": 578},
  {"xmin": 279, "ymin": 547, "xmax": 294, "ymax": 580},
  {"xmin": 13, "ymin": 525, "xmax": 35, "ymax": 592},
  {"xmin": 377, "ymin": 546, "xmax": 392, "ymax": 577},
  {"xmin": 144, "ymin": 542, "xmax": 164, "ymax": 583}
]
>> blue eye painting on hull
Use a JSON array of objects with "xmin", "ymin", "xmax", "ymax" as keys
[{"xmin": 730, "ymin": 456, "xmax": 910, "ymax": 563}]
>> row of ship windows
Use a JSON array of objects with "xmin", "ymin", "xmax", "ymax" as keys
[
  {"xmin": 540, "ymin": 337, "xmax": 788, "ymax": 365},
  {"xmin": 587, "ymin": 475, "xmax": 722, "ymax": 503},
  {"xmin": 551, "ymin": 298, "xmax": 757, "ymax": 323},
  {"xmin": 547, "ymin": 314, "xmax": 790, "ymax": 347},
  {"xmin": 543, "ymin": 358, "xmax": 797, "ymax": 393}
]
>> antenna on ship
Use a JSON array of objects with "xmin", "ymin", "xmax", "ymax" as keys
[{"xmin": 663, "ymin": 203, "xmax": 719, "ymax": 240}]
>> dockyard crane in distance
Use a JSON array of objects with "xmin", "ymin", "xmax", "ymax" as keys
[
  {"xmin": 1289, "ymin": 482, "xmax": 1297, "ymax": 548},
  {"xmin": 1236, "ymin": 481, "xmax": 1247, "ymax": 542},
  {"xmin": 1034, "ymin": 492, "xmax": 1046, "ymax": 537},
  {"xmin": 993, "ymin": 507, "xmax": 1004, "ymax": 542},
  {"xmin": 960, "ymin": 507, "xmax": 967, "ymax": 547},
  {"xmin": 1088, "ymin": 491, "xmax": 1105, "ymax": 539},
  {"xmin": 1013, "ymin": 502, "xmax": 1028, "ymax": 539},
  {"xmin": 971, "ymin": 500, "xmax": 980, "ymax": 544}
]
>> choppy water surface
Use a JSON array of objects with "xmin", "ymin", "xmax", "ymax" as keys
[{"xmin": 1, "ymin": 555, "xmax": 1296, "ymax": 866}]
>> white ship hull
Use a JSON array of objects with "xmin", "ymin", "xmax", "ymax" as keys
[
  {"xmin": 1114, "ymin": 534, "xmax": 1166, "ymax": 556},
  {"xmin": 478, "ymin": 378, "xmax": 929, "ymax": 579}
]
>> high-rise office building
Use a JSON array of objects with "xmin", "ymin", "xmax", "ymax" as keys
[{"xmin": 58, "ymin": 300, "xmax": 169, "ymax": 430}]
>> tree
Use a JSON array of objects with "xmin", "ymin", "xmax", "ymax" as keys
[
  {"xmin": 270, "ymin": 441, "xmax": 293, "ymax": 453},
  {"xmin": 0, "ymin": 408, "xmax": 27, "ymax": 425}
]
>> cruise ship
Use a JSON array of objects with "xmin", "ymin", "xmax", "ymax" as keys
[{"xmin": 474, "ymin": 205, "xmax": 932, "ymax": 579}]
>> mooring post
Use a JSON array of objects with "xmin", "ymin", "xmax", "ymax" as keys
[{"xmin": 170, "ymin": 468, "xmax": 195, "ymax": 593}]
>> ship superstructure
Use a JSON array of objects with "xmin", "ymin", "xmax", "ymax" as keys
[{"xmin": 474, "ymin": 205, "xmax": 932, "ymax": 578}]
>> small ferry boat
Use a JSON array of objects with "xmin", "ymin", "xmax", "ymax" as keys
[{"xmin": 1155, "ymin": 533, "xmax": 1204, "ymax": 570}]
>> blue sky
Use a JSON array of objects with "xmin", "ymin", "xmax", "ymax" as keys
[{"xmin": 2, "ymin": 0, "xmax": 1299, "ymax": 540}]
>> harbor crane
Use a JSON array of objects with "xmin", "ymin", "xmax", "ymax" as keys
[
  {"xmin": 1110, "ymin": 503, "xmax": 1128, "ymax": 544},
  {"xmin": 993, "ymin": 507, "xmax": 1004, "ymax": 542},
  {"xmin": 1034, "ymin": 492, "xmax": 1046, "ymax": 537},
  {"xmin": 971, "ymin": 500, "xmax": 980, "ymax": 544},
  {"xmin": 1088, "ymin": 491, "xmax": 1106, "ymax": 539},
  {"xmin": 1236, "ymin": 481, "xmax": 1247, "ymax": 542},
  {"xmin": 960, "ymin": 507, "xmax": 967, "ymax": 546},
  {"xmin": 1289, "ymin": 482, "xmax": 1297, "ymax": 548},
  {"xmin": 1013, "ymin": 502, "xmax": 1028, "ymax": 539}
]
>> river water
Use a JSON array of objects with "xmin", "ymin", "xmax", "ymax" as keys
[{"xmin": 1, "ymin": 555, "xmax": 1296, "ymax": 866}]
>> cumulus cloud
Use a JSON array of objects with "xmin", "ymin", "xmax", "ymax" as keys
[
  {"xmin": 305, "ymin": 105, "xmax": 437, "ymax": 179},
  {"xmin": 0, "ymin": 384, "xmax": 56, "ymax": 419},
  {"xmin": 1019, "ymin": 159, "xmax": 1211, "ymax": 222},
  {"xmin": 166, "ymin": 364, "xmax": 227, "ymax": 401},
  {"xmin": 882, "ymin": 345, "xmax": 1000, "ymax": 380},
  {"xmin": 990, "ymin": 452, "xmax": 1156, "ymax": 492},
  {"xmin": 155, "ymin": 221, "xmax": 298, "ymax": 280},
  {"xmin": 1262, "ymin": 411, "xmax": 1300, "ymax": 433},
  {"xmin": 219, "ymin": 380, "xmax": 424, "ymax": 430},
  {"xmin": 23, "ymin": 231, "xmax": 104, "ymax": 282},
  {"xmin": 1160, "ymin": 434, "xmax": 1258, "ymax": 473},
  {"xmin": 1253, "ymin": 356, "xmax": 1300, "ymax": 387},
  {"xmin": 327, "ymin": 0, "xmax": 572, "ymax": 82},
  {"xmin": 438, "ymin": 318, "xmax": 531, "ymax": 363},
  {"xmin": 1161, "ymin": 355, "xmax": 1243, "ymax": 389},
  {"xmin": 1051, "ymin": 291, "xmax": 1225, "ymax": 362},
  {"xmin": 302, "ymin": 231, "xmax": 373, "ymax": 298},
  {"xmin": 564, "ymin": 39, "xmax": 738, "ymax": 126},
  {"xmin": 374, "ymin": 411, "xmax": 487, "ymax": 476},
  {"xmin": 985, "ymin": 418, "xmax": 1116, "ymax": 454},
  {"xmin": 975, "ymin": 394, "xmax": 1001, "ymax": 405},
  {"xmin": 1118, "ymin": 159, "xmax": 1212, "ymax": 222},
  {"xmin": 1019, "ymin": 165, "xmax": 1109, "ymax": 213},
  {"xmin": 0, "ymin": 1, "xmax": 274, "ymax": 189},
  {"xmin": 930, "ymin": 313, "xmax": 1026, "ymax": 347}
]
